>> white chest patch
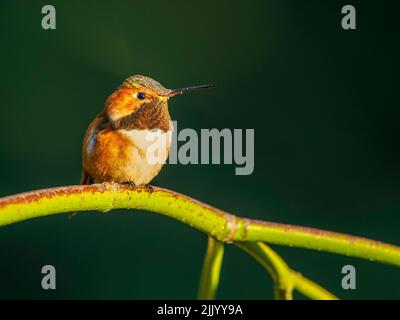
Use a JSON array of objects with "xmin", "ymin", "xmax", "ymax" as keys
[
  {"xmin": 118, "ymin": 127, "xmax": 173, "ymax": 184},
  {"xmin": 120, "ymin": 126, "xmax": 173, "ymax": 165}
]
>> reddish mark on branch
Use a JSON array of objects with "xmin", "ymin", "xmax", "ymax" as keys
[
  {"xmin": 148, "ymin": 186, "xmax": 234, "ymax": 219},
  {"xmin": 251, "ymin": 219, "xmax": 389, "ymax": 249},
  {"xmin": 0, "ymin": 184, "xmax": 110, "ymax": 209},
  {"xmin": 222, "ymin": 214, "xmax": 238, "ymax": 243}
]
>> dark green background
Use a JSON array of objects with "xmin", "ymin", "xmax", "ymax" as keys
[{"xmin": 0, "ymin": 0, "xmax": 399, "ymax": 299}]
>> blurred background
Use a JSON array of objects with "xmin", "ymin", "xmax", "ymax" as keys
[{"xmin": 0, "ymin": 0, "xmax": 399, "ymax": 299}]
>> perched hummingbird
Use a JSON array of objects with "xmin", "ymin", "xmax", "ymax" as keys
[{"xmin": 81, "ymin": 75, "xmax": 212, "ymax": 187}]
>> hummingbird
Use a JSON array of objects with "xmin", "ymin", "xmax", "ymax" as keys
[{"xmin": 80, "ymin": 75, "xmax": 212, "ymax": 187}]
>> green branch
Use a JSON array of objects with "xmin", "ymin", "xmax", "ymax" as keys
[
  {"xmin": 1, "ymin": 183, "xmax": 400, "ymax": 268},
  {"xmin": 197, "ymin": 236, "xmax": 224, "ymax": 299},
  {"xmin": 236, "ymin": 242, "xmax": 338, "ymax": 300},
  {"xmin": 237, "ymin": 242, "xmax": 294, "ymax": 300}
]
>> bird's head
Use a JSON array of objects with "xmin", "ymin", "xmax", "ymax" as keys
[{"xmin": 105, "ymin": 75, "xmax": 212, "ymax": 131}]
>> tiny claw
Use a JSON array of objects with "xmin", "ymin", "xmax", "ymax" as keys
[
  {"xmin": 122, "ymin": 181, "xmax": 136, "ymax": 189},
  {"xmin": 143, "ymin": 184, "xmax": 154, "ymax": 193}
]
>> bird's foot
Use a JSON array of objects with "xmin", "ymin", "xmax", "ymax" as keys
[
  {"xmin": 143, "ymin": 184, "xmax": 154, "ymax": 193},
  {"xmin": 122, "ymin": 181, "xmax": 136, "ymax": 189}
]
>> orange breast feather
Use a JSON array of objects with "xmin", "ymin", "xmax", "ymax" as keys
[{"xmin": 83, "ymin": 114, "xmax": 134, "ymax": 183}]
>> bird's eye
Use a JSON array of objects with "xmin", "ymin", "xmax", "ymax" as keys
[{"xmin": 137, "ymin": 92, "xmax": 146, "ymax": 100}]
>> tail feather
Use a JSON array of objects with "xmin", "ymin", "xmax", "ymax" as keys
[{"xmin": 80, "ymin": 169, "xmax": 91, "ymax": 185}]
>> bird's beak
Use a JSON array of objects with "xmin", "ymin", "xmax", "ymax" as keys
[{"xmin": 165, "ymin": 84, "xmax": 214, "ymax": 98}]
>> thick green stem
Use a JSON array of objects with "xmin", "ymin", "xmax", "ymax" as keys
[
  {"xmin": 0, "ymin": 183, "xmax": 400, "ymax": 267},
  {"xmin": 197, "ymin": 236, "xmax": 224, "ymax": 299},
  {"xmin": 236, "ymin": 242, "xmax": 338, "ymax": 300}
]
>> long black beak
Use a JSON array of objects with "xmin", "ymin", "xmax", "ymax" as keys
[{"xmin": 166, "ymin": 84, "xmax": 214, "ymax": 97}]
